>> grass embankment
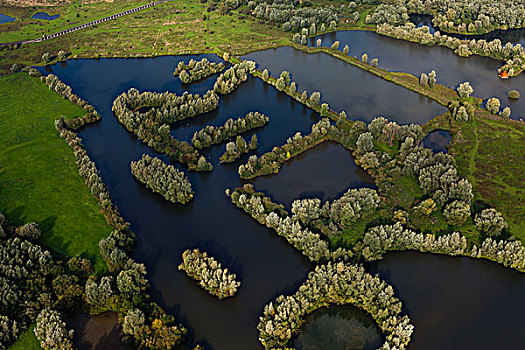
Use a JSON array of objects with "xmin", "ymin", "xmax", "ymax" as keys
[
  {"xmin": 8, "ymin": 325, "xmax": 40, "ymax": 350},
  {"xmin": 0, "ymin": 72, "xmax": 112, "ymax": 273},
  {"xmin": 452, "ymin": 112, "xmax": 525, "ymax": 241}
]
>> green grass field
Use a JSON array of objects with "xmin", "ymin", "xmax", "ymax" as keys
[
  {"xmin": 8, "ymin": 326, "xmax": 41, "ymax": 350},
  {"xmin": 452, "ymin": 113, "xmax": 525, "ymax": 241},
  {"xmin": 0, "ymin": 72, "xmax": 112, "ymax": 273}
]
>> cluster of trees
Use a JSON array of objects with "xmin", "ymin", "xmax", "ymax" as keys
[
  {"xmin": 174, "ymin": 58, "xmax": 225, "ymax": 84},
  {"xmin": 419, "ymin": 70, "xmax": 437, "ymax": 88},
  {"xmin": 0, "ymin": 214, "xmax": 89, "ymax": 349},
  {"xmin": 355, "ymin": 222, "xmax": 524, "ymax": 271},
  {"xmin": 257, "ymin": 262, "xmax": 414, "ymax": 350},
  {"xmin": 192, "ymin": 111, "xmax": 269, "ymax": 149},
  {"xmin": 368, "ymin": 0, "xmax": 525, "ymax": 34},
  {"xmin": 178, "ymin": 249, "xmax": 240, "ymax": 299},
  {"xmin": 228, "ymin": 185, "xmax": 349, "ymax": 262},
  {"xmin": 448, "ymin": 100, "xmax": 475, "ymax": 122},
  {"xmin": 376, "ymin": 23, "xmax": 525, "ymax": 76},
  {"xmin": 130, "ymin": 154, "xmax": 194, "ymax": 204},
  {"xmin": 250, "ymin": 1, "xmax": 339, "ymax": 35},
  {"xmin": 474, "ymin": 208, "xmax": 508, "ymax": 237},
  {"xmin": 38, "ymin": 73, "xmax": 101, "ymax": 129},
  {"xmin": 34, "ymin": 308, "xmax": 75, "ymax": 350},
  {"xmin": 289, "ymin": 188, "xmax": 379, "ymax": 238},
  {"xmin": 238, "ymin": 118, "xmax": 334, "ymax": 179},
  {"xmin": 485, "ymin": 97, "xmax": 512, "ymax": 118},
  {"xmin": 112, "ymin": 88, "xmax": 214, "ymax": 171},
  {"xmin": 213, "ymin": 61, "xmax": 255, "ymax": 94},
  {"xmin": 220, "ymin": 134, "xmax": 258, "ymax": 163}
]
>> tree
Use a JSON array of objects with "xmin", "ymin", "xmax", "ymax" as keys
[
  {"xmin": 420, "ymin": 73, "xmax": 428, "ymax": 87},
  {"xmin": 331, "ymin": 41, "xmax": 340, "ymax": 50},
  {"xmin": 370, "ymin": 58, "xmax": 378, "ymax": 67},
  {"xmin": 316, "ymin": 39, "xmax": 322, "ymax": 47},
  {"xmin": 292, "ymin": 33, "xmax": 300, "ymax": 43},
  {"xmin": 292, "ymin": 199, "xmax": 321, "ymax": 225},
  {"xmin": 499, "ymin": 107, "xmax": 511, "ymax": 118},
  {"xmin": 343, "ymin": 45, "xmax": 349, "ymax": 54},
  {"xmin": 320, "ymin": 103, "xmax": 329, "ymax": 117},
  {"xmin": 34, "ymin": 309, "xmax": 74, "ymax": 350},
  {"xmin": 475, "ymin": 209, "xmax": 507, "ymax": 237},
  {"xmin": 262, "ymin": 69, "xmax": 269, "ymax": 80},
  {"xmin": 356, "ymin": 132, "xmax": 374, "ymax": 154},
  {"xmin": 455, "ymin": 106, "xmax": 469, "ymax": 122},
  {"xmin": 282, "ymin": 22, "xmax": 291, "ymax": 31},
  {"xmin": 508, "ymin": 90, "xmax": 520, "ymax": 99},
  {"xmin": 457, "ymin": 82, "xmax": 473, "ymax": 99},
  {"xmin": 57, "ymin": 51, "xmax": 67, "ymax": 60},
  {"xmin": 361, "ymin": 53, "xmax": 368, "ymax": 62},
  {"xmin": 428, "ymin": 70, "xmax": 437, "ymax": 88},
  {"xmin": 123, "ymin": 309, "xmax": 146, "ymax": 337},
  {"xmin": 443, "ymin": 200, "xmax": 471, "ymax": 226},
  {"xmin": 42, "ymin": 53, "xmax": 50, "ymax": 62},
  {"xmin": 486, "ymin": 97, "xmax": 500, "ymax": 114},
  {"xmin": 329, "ymin": 20, "xmax": 337, "ymax": 31}
]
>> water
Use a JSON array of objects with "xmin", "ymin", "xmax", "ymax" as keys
[
  {"xmin": 0, "ymin": 14, "xmax": 16, "ymax": 24},
  {"xmin": 308, "ymin": 30, "xmax": 525, "ymax": 119},
  {"xmin": 422, "ymin": 129, "xmax": 451, "ymax": 153},
  {"xmin": 410, "ymin": 14, "xmax": 525, "ymax": 46},
  {"xmin": 252, "ymin": 141, "xmax": 375, "ymax": 210},
  {"xmin": 31, "ymin": 12, "xmax": 60, "ymax": 20},
  {"xmin": 69, "ymin": 312, "xmax": 131, "ymax": 350},
  {"xmin": 38, "ymin": 41, "xmax": 525, "ymax": 349},
  {"xmin": 293, "ymin": 305, "xmax": 384, "ymax": 350},
  {"xmin": 242, "ymin": 47, "xmax": 446, "ymax": 124},
  {"xmin": 38, "ymin": 55, "xmax": 378, "ymax": 350},
  {"xmin": 367, "ymin": 252, "xmax": 525, "ymax": 349}
]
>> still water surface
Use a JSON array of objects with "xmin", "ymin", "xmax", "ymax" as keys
[
  {"xmin": 307, "ymin": 30, "xmax": 525, "ymax": 119},
  {"xmin": 39, "ymin": 42, "xmax": 525, "ymax": 349}
]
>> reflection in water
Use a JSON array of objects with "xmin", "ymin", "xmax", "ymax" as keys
[
  {"xmin": 69, "ymin": 312, "xmax": 131, "ymax": 350},
  {"xmin": 242, "ymin": 47, "xmax": 446, "ymax": 124},
  {"xmin": 252, "ymin": 141, "xmax": 375, "ymax": 209},
  {"xmin": 293, "ymin": 305, "xmax": 384, "ymax": 350},
  {"xmin": 307, "ymin": 30, "xmax": 525, "ymax": 119},
  {"xmin": 422, "ymin": 129, "xmax": 451, "ymax": 154}
]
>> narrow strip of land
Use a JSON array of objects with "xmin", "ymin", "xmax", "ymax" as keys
[{"xmin": 0, "ymin": 0, "xmax": 174, "ymax": 46}]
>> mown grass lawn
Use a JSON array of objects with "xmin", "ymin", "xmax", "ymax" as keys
[
  {"xmin": 8, "ymin": 325, "xmax": 41, "ymax": 350},
  {"xmin": 0, "ymin": 72, "xmax": 112, "ymax": 273}
]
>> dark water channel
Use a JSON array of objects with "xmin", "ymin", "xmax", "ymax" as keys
[
  {"xmin": 243, "ymin": 47, "xmax": 446, "ymax": 124},
  {"xmin": 39, "ymin": 55, "xmax": 378, "ymax": 350},
  {"xmin": 367, "ymin": 252, "xmax": 525, "ymax": 349},
  {"xmin": 307, "ymin": 30, "xmax": 525, "ymax": 119},
  {"xmin": 39, "ymin": 45, "xmax": 525, "ymax": 350}
]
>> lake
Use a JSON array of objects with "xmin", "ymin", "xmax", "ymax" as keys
[
  {"xmin": 0, "ymin": 13, "xmax": 16, "ymax": 24},
  {"xmin": 32, "ymin": 12, "xmax": 60, "ymax": 20},
  {"xmin": 39, "ymin": 36, "xmax": 525, "ymax": 349}
]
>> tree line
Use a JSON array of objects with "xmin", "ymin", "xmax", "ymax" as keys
[
  {"xmin": 213, "ymin": 61, "xmax": 256, "ymax": 94},
  {"xmin": 112, "ymin": 88, "xmax": 214, "ymax": 171},
  {"xmin": 130, "ymin": 154, "xmax": 194, "ymax": 204},
  {"xmin": 228, "ymin": 185, "xmax": 350, "ymax": 262},
  {"xmin": 178, "ymin": 249, "xmax": 241, "ymax": 299},
  {"xmin": 192, "ymin": 111, "xmax": 269, "ymax": 149},
  {"xmin": 174, "ymin": 58, "xmax": 225, "ymax": 84},
  {"xmin": 220, "ymin": 134, "xmax": 258, "ymax": 164},
  {"xmin": 258, "ymin": 262, "xmax": 414, "ymax": 350}
]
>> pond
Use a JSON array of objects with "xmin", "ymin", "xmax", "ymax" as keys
[
  {"xmin": 308, "ymin": 30, "xmax": 525, "ymax": 119},
  {"xmin": 243, "ymin": 47, "xmax": 446, "ymax": 124},
  {"xmin": 32, "ymin": 12, "xmax": 60, "ymax": 20},
  {"xmin": 293, "ymin": 305, "xmax": 384, "ymax": 350},
  {"xmin": 367, "ymin": 252, "xmax": 525, "ymax": 350},
  {"xmin": 410, "ymin": 14, "xmax": 525, "ymax": 46},
  {"xmin": 0, "ymin": 13, "xmax": 16, "ymax": 24},
  {"xmin": 69, "ymin": 312, "xmax": 131, "ymax": 350},
  {"xmin": 252, "ymin": 141, "xmax": 375, "ymax": 210},
  {"xmin": 422, "ymin": 129, "xmax": 451, "ymax": 154},
  {"xmin": 38, "ymin": 43, "xmax": 525, "ymax": 350}
]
